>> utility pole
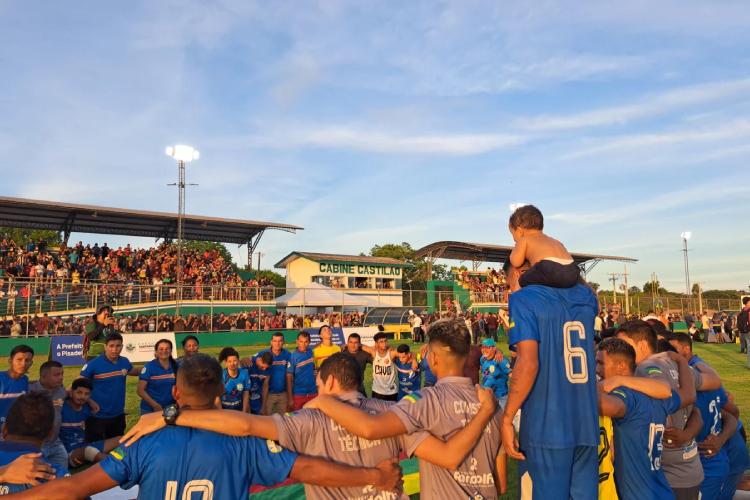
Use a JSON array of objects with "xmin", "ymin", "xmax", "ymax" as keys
[
  {"xmin": 256, "ymin": 252, "xmax": 265, "ymax": 274},
  {"xmin": 608, "ymin": 273, "xmax": 619, "ymax": 306},
  {"xmin": 697, "ymin": 282, "xmax": 703, "ymax": 315},
  {"xmin": 623, "ymin": 265, "xmax": 630, "ymax": 315}
]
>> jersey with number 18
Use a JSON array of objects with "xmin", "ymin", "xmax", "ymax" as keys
[{"xmin": 508, "ymin": 283, "xmax": 599, "ymax": 448}]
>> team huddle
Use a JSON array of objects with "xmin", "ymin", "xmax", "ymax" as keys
[{"xmin": 0, "ymin": 205, "xmax": 745, "ymax": 499}]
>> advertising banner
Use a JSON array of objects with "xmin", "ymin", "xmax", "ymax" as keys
[
  {"xmin": 121, "ymin": 332, "xmax": 177, "ymax": 363},
  {"xmin": 306, "ymin": 327, "xmax": 345, "ymax": 346},
  {"xmin": 49, "ymin": 335, "xmax": 85, "ymax": 366}
]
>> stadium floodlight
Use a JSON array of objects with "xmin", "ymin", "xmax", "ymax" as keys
[
  {"xmin": 681, "ymin": 231, "xmax": 692, "ymax": 298},
  {"xmin": 509, "ymin": 203, "xmax": 527, "ymax": 212},
  {"xmin": 165, "ymin": 145, "xmax": 200, "ymax": 162},
  {"xmin": 680, "ymin": 231, "xmax": 692, "ymax": 240}
]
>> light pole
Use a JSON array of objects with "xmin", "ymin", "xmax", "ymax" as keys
[
  {"xmin": 166, "ymin": 145, "xmax": 199, "ymax": 316},
  {"xmin": 680, "ymin": 231, "xmax": 691, "ymax": 297}
]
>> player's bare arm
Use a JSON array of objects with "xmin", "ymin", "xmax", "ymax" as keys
[
  {"xmin": 136, "ymin": 379, "xmax": 162, "ymax": 412},
  {"xmin": 304, "ymin": 395, "xmax": 408, "ymax": 440},
  {"xmin": 290, "ymin": 455, "xmax": 402, "ymax": 494},
  {"xmin": 501, "ymin": 339, "xmax": 538, "ymax": 460},
  {"xmin": 0, "ymin": 453, "xmax": 56, "ymax": 486},
  {"xmin": 6, "ymin": 463, "xmax": 118, "ymax": 499},
  {"xmin": 664, "ymin": 406, "xmax": 702, "ymax": 448},
  {"xmin": 699, "ymin": 409, "xmax": 737, "ymax": 457},
  {"xmin": 495, "ymin": 446, "xmax": 507, "ymax": 495},
  {"xmin": 120, "ymin": 409, "xmax": 280, "ymax": 446},
  {"xmin": 599, "ymin": 376, "xmax": 671, "ymax": 399},
  {"xmin": 413, "ymin": 385, "xmax": 498, "ymax": 470},
  {"xmin": 599, "ymin": 393, "xmax": 627, "ymax": 419},
  {"xmin": 508, "ymin": 237, "xmax": 527, "ymax": 268},
  {"xmin": 692, "ymin": 362, "xmax": 722, "ymax": 391}
]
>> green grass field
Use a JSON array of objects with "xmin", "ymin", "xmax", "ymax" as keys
[{"xmin": 13, "ymin": 338, "xmax": 750, "ymax": 499}]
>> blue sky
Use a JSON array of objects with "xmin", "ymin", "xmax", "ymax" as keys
[{"xmin": 2, "ymin": 1, "xmax": 749, "ymax": 292}]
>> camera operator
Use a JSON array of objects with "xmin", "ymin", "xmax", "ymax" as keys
[{"xmin": 83, "ymin": 305, "xmax": 118, "ymax": 360}]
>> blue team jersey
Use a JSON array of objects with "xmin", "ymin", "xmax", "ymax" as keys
[
  {"xmin": 138, "ymin": 359, "xmax": 176, "ymax": 414},
  {"xmin": 509, "ymin": 284, "xmax": 599, "ymax": 448},
  {"xmin": 480, "ymin": 355, "xmax": 511, "ymax": 398},
  {"xmin": 99, "ymin": 427, "xmax": 297, "ymax": 499},
  {"xmin": 0, "ymin": 372, "xmax": 28, "ymax": 428},
  {"xmin": 260, "ymin": 349, "xmax": 291, "ymax": 394},
  {"xmin": 248, "ymin": 357, "xmax": 270, "ymax": 414},
  {"xmin": 60, "ymin": 400, "xmax": 92, "ymax": 452},
  {"xmin": 610, "ymin": 387, "xmax": 681, "ymax": 500},
  {"xmin": 221, "ymin": 368, "xmax": 250, "ymax": 410},
  {"xmin": 288, "ymin": 349, "xmax": 316, "ymax": 395},
  {"xmin": 0, "ymin": 441, "xmax": 66, "ymax": 493},
  {"xmin": 726, "ymin": 420, "xmax": 750, "ymax": 475},
  {"xmin": 80, "ymin": 355, "xmax": 133, "ymax": 418},
  {"xmin": 394, "ymin": 358, "xmax": 421, "ymax": 400},
  {"xmin": 420, "ymin": 357, "xmax": 436, "ymax": 387}
]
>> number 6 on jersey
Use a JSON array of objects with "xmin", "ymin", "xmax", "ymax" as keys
[{"xmin": 563, "ymin": 321, "xmax": 588, "ymax": 384}]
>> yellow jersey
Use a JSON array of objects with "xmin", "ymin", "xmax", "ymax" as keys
[
  {"xmin": 313, "ymin": 344, "xmax": 341, "ymax": 369},
  {"xmin": 599, "ymin": 416, "xmax": 618, "ymax": 500}
]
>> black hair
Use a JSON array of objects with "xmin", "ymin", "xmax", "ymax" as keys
[
  {"xmin": 318, "ymin": 352, "xmax": 361, "ymax": 391},
  {"xmin": 297, "ymin": 331, "xmax": 311, "ymax": 340},
  {"xmin": 646, "ymin": 319, "xmax": 669, "ymax": 339},
  {"xmin": 373, "ymin": 332, "xmax": 388, "ymax": 342},
  {"xmin": 39, "ymin": 360, "xmax": 62, "ymax": 377},
  {"xmin": 104, "ymin": 332, "xmax": 123, "ymax": 344},
  {"xmin": 218, "ymin": 347, "xmax": 240, "ymax": 363},
  {"xmin": 397, "ymin": 344, "xmax": 410, "ymax": 354},
  {"xmin": 656, "ymin": 339, "xmax": 677, "ymax": 353},
  {"xmin": 178, "ymin": 354, "xmax": 223, "ymax": 401},
  {"xmin": 318, "ymin": 325, "xmax": 331, "ymax": 335},
  {"xmin": 427, "ymin": 318, "xmax": 470, "ymax": 357},
  {"xmin": 155, "ymin": 339, "xmax": 178, "ymax": 374},
  {"xmin": 743, "ymin": 297, "xmax": 750, "ymax": 306},
  {"xmin": 502, "ymin": 260, "xmax": 511, "ymax": 274},
  {"xmin": 272, "ymin": 331, "xmax": 285, "ymax": 339},
  {"xmin": 347, "ymin": 333, "xmax": 361, "ymax": 341},
  {"xmin": 6, "ymin": 392, "xmax": 54, "ymax": 441},
  {"xmin": 257, "ymin": 351, "xmax": 273, "ymax": 366},
  {"xmin": 600, "ymin": 328, "xmax": 617, "ymax": 340},
  {"xmin": 671, "ymin": 333, "xmax": 693, "ymax": 350},
  {"xmin": 71, "ymin": 378, "xmax": 93, "ymax": 391},
  {"xmin": 9, "ymin": 344, "xmax": 34, "ymax": 359},
  {"xmin": 598, "ymin": 337, "xmax": 636, "ymax": 374},
  {"xmin": 182, "ymin": 335, "xmax": 199, "ymax": 347},
  {"xmin": 615, "ymin": 320, "xmax": 657, "ymax": 354},
  {"xmin": 509, "ymin": 204, "xmax": 544, "ymax": 230}
]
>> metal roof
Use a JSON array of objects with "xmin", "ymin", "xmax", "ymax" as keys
[
  {"xmin": 275, "ymin": 251, "xmax": 411, "ymax": 269},
  {"xmin": 414, "ymin": 241, "xmax": 637, "ymax": 265},
  {"xmin": 0, "ymin": 196, "xmax": 302, "ymax": 245}
]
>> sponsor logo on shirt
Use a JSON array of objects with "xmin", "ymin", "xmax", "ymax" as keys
[
  {"xmin": 402, "ymin": 391, "xmax": 422, "ymax": 404},
  {"xmin": 110, "ymin": 447, "xmax": 125, "ymax": 461}
]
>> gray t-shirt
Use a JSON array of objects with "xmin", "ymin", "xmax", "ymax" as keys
[
  {"xmin": 390, "ymin": 376, "xmax": 502, "ymax": 500},
  {"xmin": 28, "ymin": 382, "xmax": 66, "ymax": 446},
  {"xmin": 273, "ymin": 391, "xmax": 419, "ymax": 500},
  {"xmin": 635, "ymin": 352, "xmax": 704, "ymax": 488}
]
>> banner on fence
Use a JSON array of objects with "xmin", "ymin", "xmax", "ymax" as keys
[
  {"xmin": 49, "ymin": 335, "xmax": 85, "ymax": 366},
  {"xmin": 342, "ymin": 326, "xmax": 380, "ymax": 346},
  {"xmin": 306, "ymin": 327, "xmax": 345, "ymax": 346},
  {"xmin": 121, "ymin": 332, "xmax": 177, "ymax": 363}
]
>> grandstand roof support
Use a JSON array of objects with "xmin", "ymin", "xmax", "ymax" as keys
[
  {"xmin": 244, "ymin": 229, "xmax": 265, "ymax": 271},
  {"xmin": 580, "ymin": 258, "xmax": 602, "ymax": 277}
]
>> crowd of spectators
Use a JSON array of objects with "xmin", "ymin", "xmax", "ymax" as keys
[{"xmin": 454, "ymin": 268, "xmax": 508, "ymax": 303}]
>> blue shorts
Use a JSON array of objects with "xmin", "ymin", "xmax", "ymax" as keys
[
  {"xmin": 519, "ymin": 446, "xmax": 598, "ymax": 500},
  {"xmin": 700, "ymin": 451, "xmax": 729, "ymax": 500}
]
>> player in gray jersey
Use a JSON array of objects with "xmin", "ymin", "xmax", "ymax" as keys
[
  {"xmin": 307, "ymin": 318, "xmax": 506, "ymax": 499},
  {"xmin": 121, "ymin": 352, "xmax": 497, "ymax": 500},
  {"xmin": 617, "ymin": 320, "xmax": 723, "ymax": 500}
]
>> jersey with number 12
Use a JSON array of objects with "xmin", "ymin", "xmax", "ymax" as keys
[{"xmin": 509, "ymin": 283, "xmax": 599, "ymax": 448}]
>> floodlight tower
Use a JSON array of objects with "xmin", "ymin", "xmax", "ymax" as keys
[
  {"xmin": 166, "ymin": 145, "xmax": 199, "ymax": 316},
  {"xmin": 680, "ymin": 231, "xmax": 692, "ymax": 297}
]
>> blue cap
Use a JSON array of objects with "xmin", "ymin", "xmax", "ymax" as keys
[{"xmin": 481, "ymin": 338, "xmax": 496, "ymax": 347}]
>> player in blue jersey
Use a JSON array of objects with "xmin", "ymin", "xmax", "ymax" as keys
[
  {"xmin": 669, "ymin": 333, "xmax": 736, "ymax": 500},
  {"xmin": 480, "ymin": 338, "xmax": 511, "ymax": 408},
  {"xmin": 12, "ymin": 354, "xmax": 403, "ymax": 500},
  {"xmin": 418, "ymin": 343, "xmax": 437, "ymax": 388},
  {"xmin": 0, "ymin": 392, "xmax": 66, "ymax": 494},
  {"xmin": 0, "ymin": 345, "xmax": 34, "ymax": 430},
  {"xmin": 218, "ymin": 347, "xmax": 250, "ymax": 412},
  {"xmin": 248, "ymin": 351, "xmax": 272, "ymax": 415},
  {"xmin": 60, "ymin": 378, "xmax": 120, "ymax": 468},
  {"xmin": 259, "ymin": 332, "xmax": 292, "ymax": 415},
  {"xmin": 136, "ymin": 339, "xmax": 177, "ymax": 414},
  {"xmin": 394, "ymin": 344, "xmax": 421, "ymax": 400},
  {"xmin": 79, "ymin": 332, "xmax": 140, "ymax": 442},
  {"xmin": 287, "ymin": 331, "xmax": 317, "ymax": 411},
  {"xmin": 501, "ymin": 260, "xmax": 599, "ymax": 500},
  {"xmin": 718, "ymin": 392, "xmax": 750, "ymax": 500},
  {"xmin": 597, "ymin": 337, "xmax": 696, "ymax": 500}
]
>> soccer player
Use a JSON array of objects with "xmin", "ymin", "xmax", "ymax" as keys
[
  {"xmin": 28, "ymin": 361, "xmax": 68, "ymax": 473},
  {"xmin": 718, "ymin": 392, "xmax": 750, "ymax": 500},
  {"xmin": 79, "ymin": 332, "xmax": 140, "ymax": 442},
  {"xmin": 306, "ymin": 318, "xmax": 507, "ymax": 499},
  {"xmin": 122, "ymin": 351, "xmax": 498, "ymax": 499},
  {"xmin": 596, "ymin": 337, "xmax": 695, "ymax": 500},
  {"xmin": 12, "ymin": 354, "xmax": 403, "ymax": 499},
  {"xmin": 669, "ymin": 333, "xmax": 737, "ymax": 499},
  {"xmin": 479, "ymin": 338, "xmax": 511, "ymax": 409},
  {"xmin": 394, "ymin": 344, "xmax": 421, "ymax": 400},
  {"xmin": 0, "ymin": 345, "xmax": 34, "ymax": 429},
  {"xmin": 418, "ymin": 344, "xmax": 437, "ymax": 388},
  {"xmin": 136, "ymin": 339, "xmax": 177, "ymax": 414},
  {"xmin": 59, "ymin": 378, "xmax": 120, "ymax": 467},
  {"xmin": 218, "ymin": 347, "xmax": 250, "ymax": 412},
  {"xmin": 247, "ymin": 351, "xmax": 271, "ymax": 415},
  {"xmin": 287, "ymin": 331, "xmax": 317, "ymax": 411},
  {"xmin": 176, "ymin": 335, "xmax": 199, "ymax": 366},
  {"xmin": 312, "ymin": 325, "xmax": 342, "ymax": 369},
  {"xmin": 261, "ymin": 332, "xmax": 292, "ymax": 415},
  {"xmin": 0, "ymin": 392, "xmax": 66, "ymax": 493},
  {"xmin": 617, "ymin": 320, "xmax": 722, "ymax": 499},
  {"xmin": 361, "ymin": 332, "xmax": 399, "ymax": 401},
  {"xmin": 343, "ymin": 333, "xmax": 372, "ymax": 396},
  {"xmin": 501, "ymin": 260, "xmax": 599, "ymax": 500}
]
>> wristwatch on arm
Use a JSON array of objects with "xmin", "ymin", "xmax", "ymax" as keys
[{"xmin": 163, "ymin": 404, "xmax": 180, "ymax": 426}]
